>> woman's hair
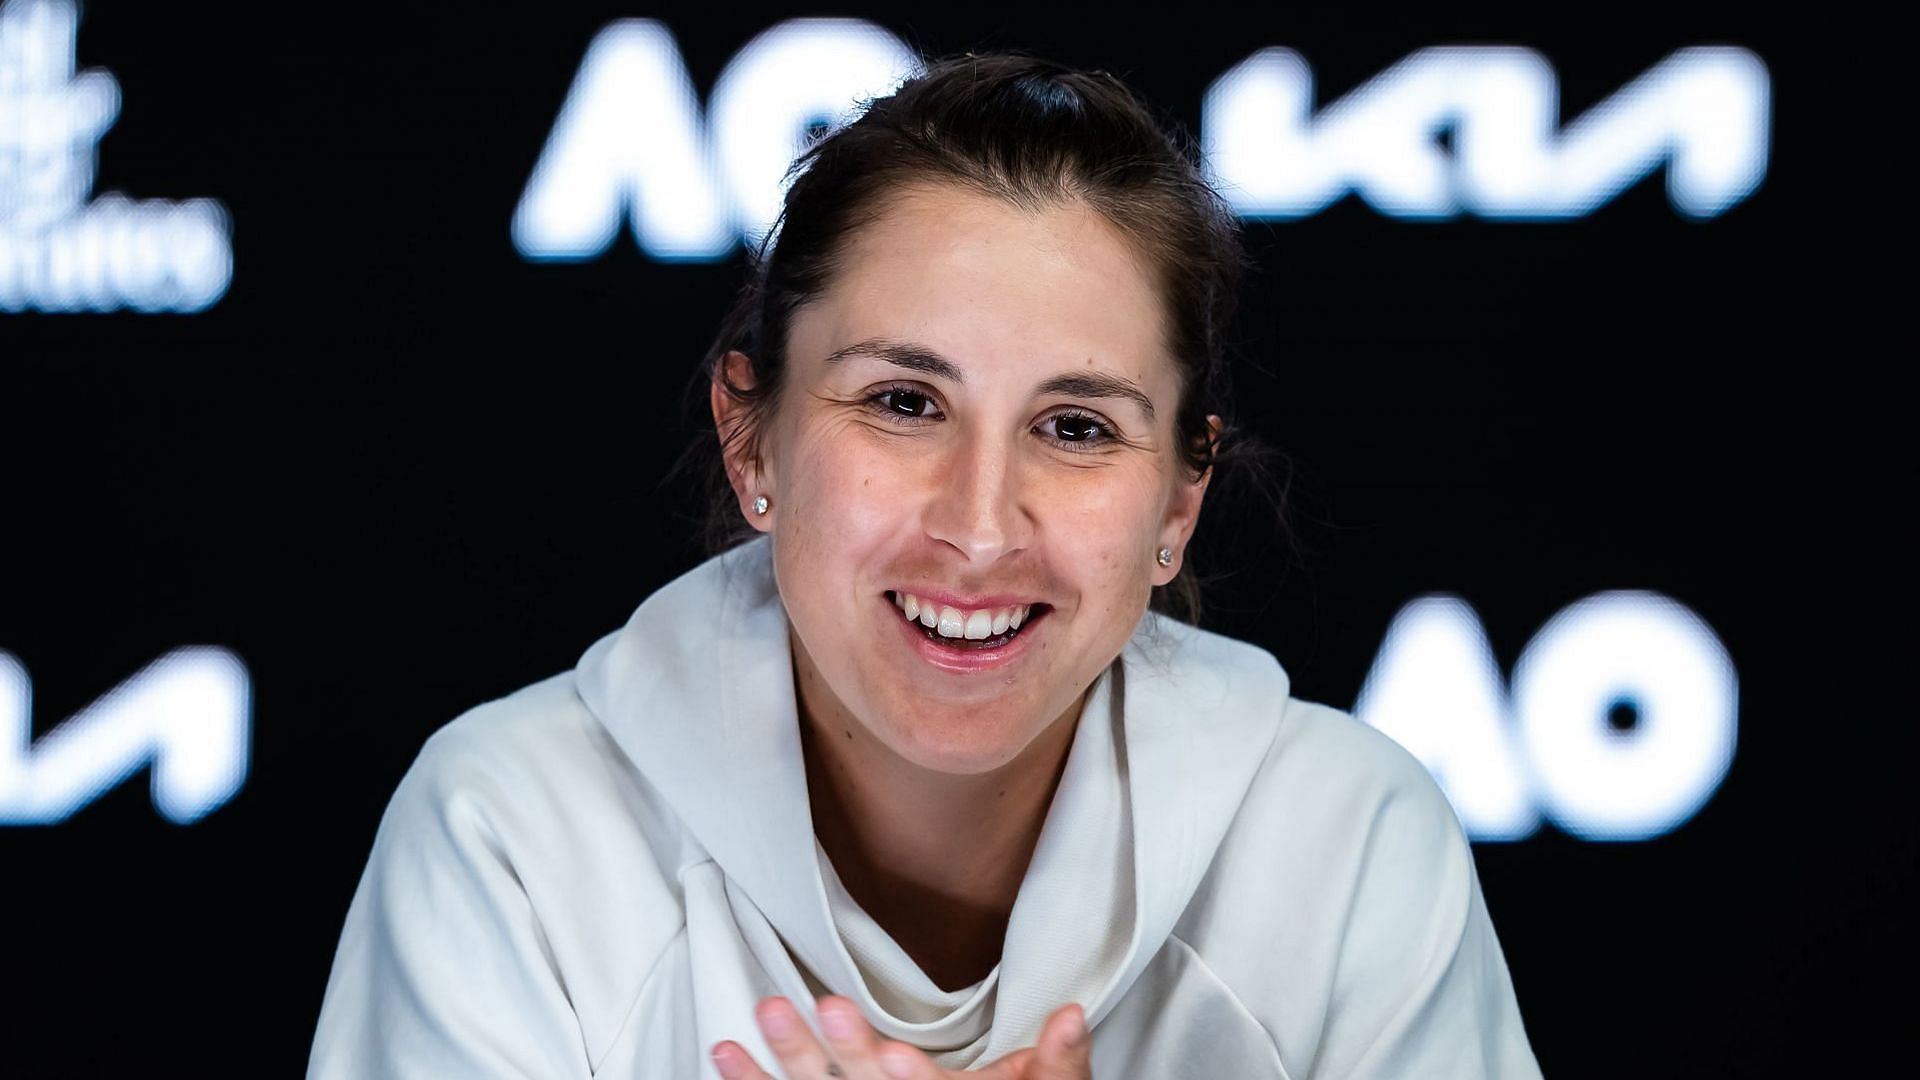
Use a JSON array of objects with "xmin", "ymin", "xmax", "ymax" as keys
[{"xmin": 669, "ymin": 49, "xmax": 1296, "ymax": 627}]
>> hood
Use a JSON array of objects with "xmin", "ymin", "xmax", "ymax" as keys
[{"xmin": 572, "ymin": 535, "xmax": 1290, "ymax": 1060}]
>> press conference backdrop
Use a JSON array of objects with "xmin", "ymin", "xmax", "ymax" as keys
[{"xmin": 1, "ymin": 1, "xmax": 1898, "ymax": 1074}]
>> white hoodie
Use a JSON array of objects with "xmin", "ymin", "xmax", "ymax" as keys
[{"xmin": 307, "ymin": 535, "xmax": 1543, "ymax": 1078}]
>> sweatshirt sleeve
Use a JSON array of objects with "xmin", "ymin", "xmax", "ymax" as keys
[
  {"xmin": 1311, "ymin": 755, "xmax": 1543, "ymax": 1080},
  {"xmin": 306, "ymin": 727, "xmax": 595, "ymax": 1078}
]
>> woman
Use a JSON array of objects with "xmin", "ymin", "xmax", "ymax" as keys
[{"xmin": 307, "ymin": 52, "xmax": 1542, "ymax": 1079}]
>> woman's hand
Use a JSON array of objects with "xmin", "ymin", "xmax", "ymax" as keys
[{"xmin": 711, "ymin": 994, "xmax": 1092, "ymax": 1079}]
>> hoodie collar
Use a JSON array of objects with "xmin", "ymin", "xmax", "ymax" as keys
[{"xmin": 573, "ymin": 535, "xmax": 1289, "ymax": 1047}]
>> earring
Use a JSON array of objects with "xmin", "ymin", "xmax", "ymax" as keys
[
  {"xmin": 753, "ymin": 495, "xmax": 770, "ymax": 515},
  {"xmin": 1156, "ymin": 547, "xmax": 1173, "ymax": 567}
]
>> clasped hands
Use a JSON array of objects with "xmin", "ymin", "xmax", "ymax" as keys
[{"xmin": 711, "ymin": 993, "xmax": 1093, "ymax": 1079}]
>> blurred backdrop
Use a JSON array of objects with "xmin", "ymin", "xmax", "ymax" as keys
[{"xmin": 1, "ymin": 1, "xmax": 1900, "ymax": 1074}]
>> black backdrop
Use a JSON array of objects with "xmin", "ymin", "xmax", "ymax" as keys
[{"xmin": 1, "ymin": 2, "xmax": 1903, "ymax": 1075}]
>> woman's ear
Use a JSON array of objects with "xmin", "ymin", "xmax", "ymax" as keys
[
  {"xmin": 710, "ymin": 350, "xmax": 774, "ymax": 530},
  {"xmin": 1154, "ymin": 414, "xmax": 1220, "ymax": 582}
]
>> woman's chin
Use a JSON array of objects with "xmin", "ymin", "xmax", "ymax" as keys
[{"xmin": 880, "ymin": 711, "xmax": 1038, "ymax": 776}]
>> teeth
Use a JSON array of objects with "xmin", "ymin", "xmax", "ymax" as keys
[
  {"xmin": 890, "ymin": 592, "xmax": 1038, "ymax": 640},
  {"xmin": 938, "ymin": 606, "xmax": 966, "ymax": 638}
]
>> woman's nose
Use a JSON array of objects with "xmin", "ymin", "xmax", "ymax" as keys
[{"xmin": 921, "ymin": 434, "xmax": 1032, "ymax": 563}]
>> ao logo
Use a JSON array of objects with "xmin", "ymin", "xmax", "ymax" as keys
[
  {"xmin": 0, "ymin": 592, "xmax": 1733, "ymax": 839},
  {"xmin": 513, "ymin": 19, "xmax": 1770, "ymax": 261},
  {"xmin": 1356, "ymin": 591, "xmax": 1738, "ymax": 842},
  {"xmin": 0, "ymin": 0, "xmax": 232, "ymax": 313},
  {"xmin": 0, "ymin": 649, "xmax": 250, "ymax": 825}
]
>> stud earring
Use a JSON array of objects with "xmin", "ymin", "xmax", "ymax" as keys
[
  {"xmin": 1156, "ymin": 547, "xmax": 1173, "ymax": 567},
  {"xmin": 753, "ymin": 495, "xmax": 770, "ymax": 515}
]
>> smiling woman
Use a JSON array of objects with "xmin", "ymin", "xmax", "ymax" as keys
[{"xmin": 307, "ymin": 50, "xmax": 1543, "ymax": 1080}]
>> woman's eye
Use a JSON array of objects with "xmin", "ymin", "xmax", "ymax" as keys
[
  {"xmin": 866, "ymin": 389, "xmax": 1113, "ymax": 451},
  {"xmin": 872, "ymin": 388, "xmax": 936, "ymax": 419},
  {"xmin": 1043, "ymin": 411, "xmax": 1114, "ymax": 449},
  {"xmin": 1049, "ymin": 414, "xmax": 1104, "ymax": 442}
]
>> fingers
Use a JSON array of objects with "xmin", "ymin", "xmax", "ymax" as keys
[
  {"xmin": 754, "ymin": 996, "xmax": 840, "ymax": 1077},
  {"xmin": 712, "ymin": 995, "xmax": 1085, "ymax": 1080},
  {"xmin": 708, "ymin": 997, "xmax": 835, "ymax": 1079},
  {"xmin": 710, "ymin": 1040, "xmax": 777, "ymax": 1080},
  {"xmin": 712, "ymin": 995, "xmax": 933, "ymax": 1080},
  {"xmin": 1029, "ymin": 1003, "xmax": 1092, "ymax": 1079},
  {"xmin": 816, "ymin": 996, "xmax": 931, "ymax": 1079}
]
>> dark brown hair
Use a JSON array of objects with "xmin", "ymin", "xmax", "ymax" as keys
[{"xmin": 670, "ymin": 49, "xmax": 1294, "ymax": 627}]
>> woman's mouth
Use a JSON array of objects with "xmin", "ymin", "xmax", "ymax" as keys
[{"xmin": 884, "ymin": 591, "xmax": 1051, "ymax": 653}]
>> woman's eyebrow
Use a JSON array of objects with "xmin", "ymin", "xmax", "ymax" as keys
[
  {"xmin": 822, "ymin": 337, "xmax": 961, "ymax": 381},
  {"xmin": 1033, "ymin": 371, "xmax": 1156, "ymax": 423},
  {"xmin": 822, "ymin": 336, "xmax": 1157, "ymax": 422}
]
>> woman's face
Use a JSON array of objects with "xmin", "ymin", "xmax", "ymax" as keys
[{"xmin": 715, "ymin": 182, "xmax": 1213, "ymax": 776}]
